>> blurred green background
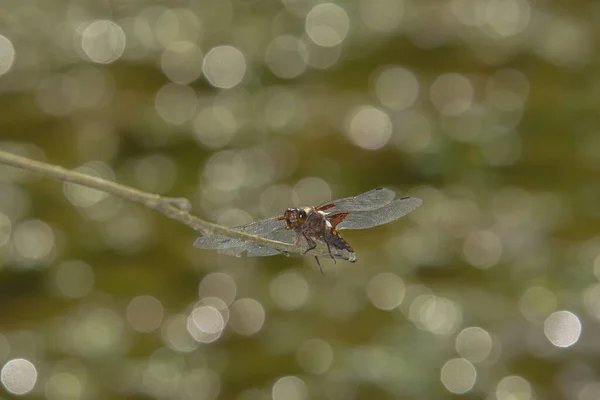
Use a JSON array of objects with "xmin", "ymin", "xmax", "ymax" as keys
[{"xmin": 0, "ymin": 0, "xmax": 599, "ymax": 399}]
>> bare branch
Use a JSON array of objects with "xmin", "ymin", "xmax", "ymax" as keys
[{"xmin": 0, "ymin": 149, "xmax": 299, "ymax": 254}]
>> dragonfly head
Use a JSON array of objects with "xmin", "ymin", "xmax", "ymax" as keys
[{"xmin": 283, "ymin": 208, "xmax": 308, "ymax": 229}]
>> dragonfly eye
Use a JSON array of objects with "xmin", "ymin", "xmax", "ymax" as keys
[{"xmin": 283, "ymin": 208, "xmax": 303, "ymax": 227}]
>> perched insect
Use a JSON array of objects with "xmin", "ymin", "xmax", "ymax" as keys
[{"xmin": 193, "ymin": 188, "xmax": 422, "ymax": 269}]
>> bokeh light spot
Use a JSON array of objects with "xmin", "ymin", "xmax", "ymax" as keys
[
  {"xmin": 160, "ymin": 41, "xmax": 204, "ymax": 84},
  {"xmin": 154, "ymin": 8, "xmax": 202, "ymax": 47},
  {"xmin": 366, "ymin": 272, "xmax": 405, "ymax": 310},
  {"xmin": 483, "ymin": 0, "xmax": 531, "ymax": 37},
  {"xmin": 485, "ymin": 69, "xmax": 529, "ymax": 111},
  {"xmin": 305, "ymin": 40, "xmax": 342, "ymax": 69},
  {"xmin": 199, "ymin": 272, "xmax": 237, "ymax": 305},
  {"xmin": 180, "ymin": 368, "xmax": 221, "ymax": 400},
  {"xmin": 544, "ymin": 310, "xmax": 582, "ymax": 348},
  {"xmin": 440, "ymin": 358, "xmax": 476, "ymax": 394},
  {"xmin": 133, "ymin": 154, "xmax": 178, "ymax": 194},
  {"xmin": 0, "ymin": 212, "xmax": 11, "ymax": 247},
  {"xmin": 162, "ymin": 314, "xmax": 198, "ymax": 352},
  {"xmin": 455, "ymin": 326, "xmax": 493, "ymax": 363},
  {"xmin": 63, "ymin": 162, "xmax": 113, "ymax": 208},
  {"xmin": 0, "ymin": 35, "xmax": 16, "ymax": 76},
  {"xmin": 1, "ymin": 359, "xmax": 37, "ymax": 395},
  {"xmin": 292, "ymin": 177, "xmax": 331, "ymax": 207},
  {"xmin": 81, "ymin": 20, "xmax": 126, "ymax": 64},
  {"xmin": 103, "ymin": 207, "xmax": 150, "ymax": 252},
  {"xmin": 265, "ymin": 35, "xmax": 308, "ymax": 79},
  {"xmin": 430, "ymin": 73, "xmax": 474, "ymax": 116},
  {"xmin": 216, "ymin": 208, "xmax": 253, "ymax": 229},
  {"xmin": 262, "ymin": 87, "xmax": 304, "ymax": 131},
  {"xmin": 462, "ymin": 230, "xmax": 503, "ymax": 269},
  {"xmin": 359, "ymin": 0, "xmax": 404, "ymax": 33},
  {"xmin": 187, "ymin": 306, "xmax": 225, "ymax": 343},
  {"xmin": 203, "ymin": 45, "xmax": 246, "ymax": 89},
  {"xmin": 495, "ymin": 375, "xmax": 532, "ymax": 400},
  {"xmin": 393, "ymin": 110, "xmax": 433, "ymax": 153},
  {"xmin": 272, "ymin": 375, "xmax": 308, "ymax": 400},
  {"xmin": 345, "ymin": 106, "xmax": 392, "ymax": 150},
  {"xmin": 372, "ymin": 66, "xmax": 419, "ymax": 111},
  {"xmin": 579, "ymin": 382, "xmax": 600, "ymax": 400},
  {"xmin": 154, "ymin": 83, "xmax": 197, "ymax": 125},
  {"xmin": 296, "ymin": 339, "xmax": 333, "ymax": 374},
  {"xmin": 305, "ymin": 3, "xmax": 350, "ymax": 47},
  {"xmin": 12, "ymin": 219, "xmax": 55, "ymax": 267},
  {"xmin": 192, "ymin": 106, "xmax": 238, "ymax": 149},
  {"xmin": 127, "ymin": 295, "xmax": 164, "ymax": 333},
  {"xmin": 410, "ymin": 295, "xmax": 462, "ymax": 335},
  {"xmin": 54, "ymin": 260, "xmax": 95, "ymax": 299},
  {"xmin": 66, "ymin": 308, "xmax": 125, "ymax": 359},
  {"xmin": 229, "ymin": 298, "xmax": 265, "ymax": 336},
  {"xmin": 45, "ymin": 372, "xmax": 83, "ymax": 400},
  {"xmin": 270, "ymin": 270, "xmax": 310, "ymax": 311}
]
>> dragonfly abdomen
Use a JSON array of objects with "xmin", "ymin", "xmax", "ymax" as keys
[{"xmin": 326, "ymin": 232, "xmax": 354, "ymax": 253}]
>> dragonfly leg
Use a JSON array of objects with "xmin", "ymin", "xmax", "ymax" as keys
[
  {"xmin": 324, "ymin": 239, "xmax": 336, "ymax": 264},
  {"xmin": 294, "ymin": 232, "xmax": 302, "ymax": 246},
  {"xmin": 314, "ymin": 256, "xmax": 323, "ymax": 275},
  {"xmin": 301, "ymin": 234, "xmax": 324, "ymax": 274},
  {"xmin": 302, "ymin": 233, "xmax": 317, "ymax": 254}
]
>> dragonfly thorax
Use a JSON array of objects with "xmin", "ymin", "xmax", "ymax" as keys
[{"xmin": 282, "ymin": 206, "xmax": 329, "ymax": 232}]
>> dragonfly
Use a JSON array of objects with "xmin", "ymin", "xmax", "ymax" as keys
[{"xmin": 193, "ymin": 188, "xmax": 422, "ymax": 269}]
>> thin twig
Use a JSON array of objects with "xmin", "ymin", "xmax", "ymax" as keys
[{"xmin": 0, "ymin": 149, "xmax": 299, "ymax": 254}]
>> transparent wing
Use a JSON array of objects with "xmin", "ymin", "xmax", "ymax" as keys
[
  {"xmin": 193, "ymin": 216, "xmax": 356, "ymax": 261},
  {"xmin": 336, "ymin": 196, "xmax": 422, "ymax": 230},
  {"xmin": 317, "ymin": 187, "xmax": 396, "ymax": 214},
  {"xmin": 193, "ymin": 218, "xmax": 287, "ymax": 257}
]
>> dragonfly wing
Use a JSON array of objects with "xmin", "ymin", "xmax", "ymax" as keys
[
  {"xmin": 317, "ymin": 188, "xmax": 396, "ymax": 214},
  {"xmin": 241, "ymin": 218, "xmax": 287, "ymax": 236},
  {"xmin": 193, "ymin": 218, "xmax": 358, "ymax": 260},
  {"xmin": 336, "ymin": 196, "xmax": 422, "ymax": 230},
  {"xmin": 219, "ymin": 245, "xmax": 248, "ymax": 257},
  {"xmin": 246, "ymin": 246, "xmax": 283, "ymax": 257},
  {"xmin": 193, "ymin": 235, "xmax": 245, "ymax": 250},
  {"xmin": 193, "ymin": 217, "xmax": 290, "ymax": 257},
  {"xmin": 244, "ymin": 228, "xmax": 299, "ymax": 256}
]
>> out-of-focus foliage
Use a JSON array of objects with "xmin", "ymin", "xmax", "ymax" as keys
[{"xmin": 0, "ymin": 0, "xmax": 599, "ymax": 399}]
